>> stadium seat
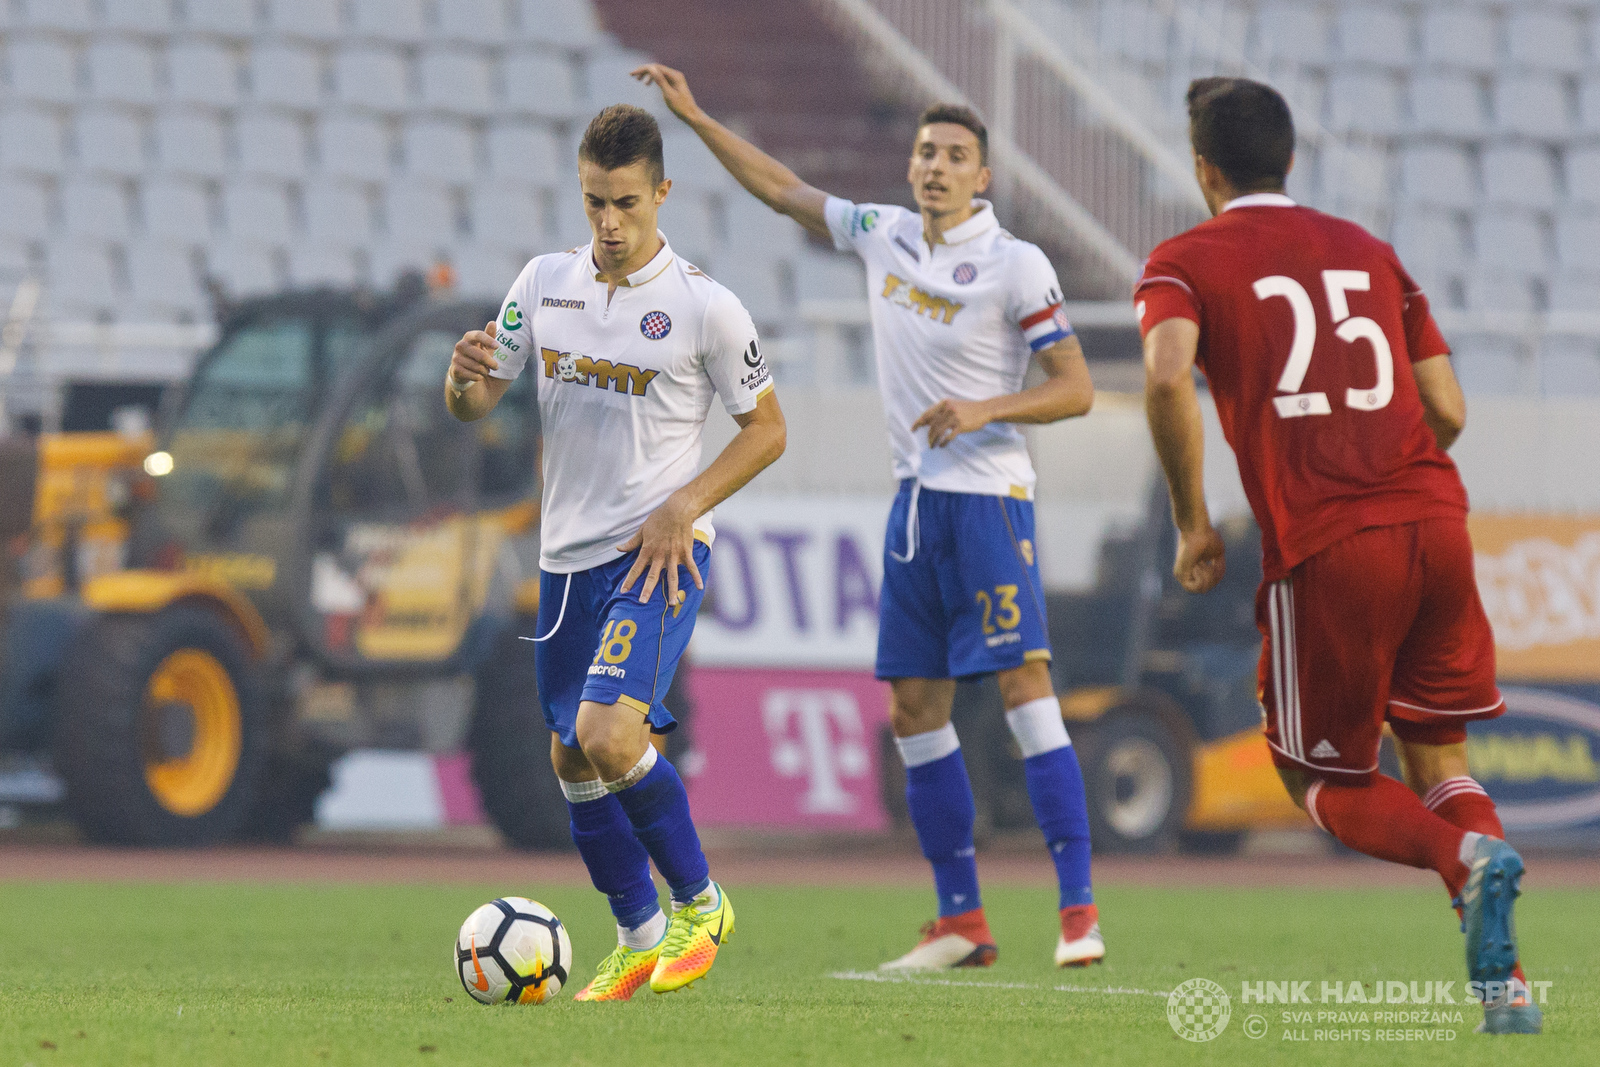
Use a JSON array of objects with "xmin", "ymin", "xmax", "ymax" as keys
[
  {"xmin": 1391, "ymin": 209, "xmax": 1469, "ymax": 275},
  {"xmin": 349, "ymin": 0, "xmax": 427, "ymax": 42},
  {"xmin": 0, "ymin": 238, "xmax": 30, "ymax": 277},
  {"xmin": 0, "ymin": 107, "xmax": 64, "ymax": 174},
  {"xmin": 1325, "ymin": 71, "xmax": 1404, "ymax": 136},
  {"xmin": 141, "ymin": 178, "xmax": 215, "ymax": 243},
  {"xmin": 367, "ymin": 239, "xmax": 440, "ymax": 289},
  {"xmin": 207, "ymin": 240, "xmax": 283, "ymax": 296},
  {"xmin": 47, "ymin": 242, "xmax": 121, "ymax": 304},
  {"xmin": 1254, "ymin": 3, "xmax": 1331, "ymax": 67},
  {"xmin": 1397, "ymin": 144, "xmax": 1475, "ymax": 210},
  {"xmin": 73, "ymin": 108, "xmax": 147, "ymax": 178},
  {"xmin": 1451, "ymin": 334, "xmax": 1523, "ymax": 395},
  {"xmin": 1096, "ymin": 1, "xmax": 1171, "ymax": 66},
  {"xmin": 0, "ymin": 177, "xmax": 49, "ymax": 240},
  {"xmin": 1480, "ymin": 146, "xmax": 1557, "ymax": 211},
  {"xmin": 86, "ymin": 40, "xmax": 160, "ymax": 106},
  {"xmin": 419, "ymin": 47, "xmax": 496, "ymax": 115},
  {"xmin": 250, "ymin": 44, "xmax": 324, "ymax": 110},
  {"xmin": 1322, "ymin": 142, "xmax": 1392, "ymax": 210},
  {"xmin": 5, "ymin": 35, "xmax": 76, "ymax": 104},
  {"xmin": 384, "ymin": 181, "xmax": 461, "ymax": 246},
  {"xmin": 518, "ymin": 0, "xmax": 607, "ymax": 48},
  {"xmin": 1464, "ymin": 268, "xmax": 1538, "ymax": 314},
  {"xmin": 470, "ymin": 184, "xmax": 546, "ymax": 250},
  {"xmin": 1567, "ymin": 148, "xmax": 1600, "ymax": 210},
  {"xmin": 485, "ymin": 120, "xmax": 564, "ymax": 188},
  {"xmin": 1505, "ymin": 10, "xmax": 1585, "ymax": 75},
  {"xmin": 402, "ymin": 120, "xmax": 478, "ymax": 183},
  {"xmin": 153, "ymin": 112, "xmax": 228, "ymax": 178},
  {"xmin": 167, "ymin": 41, "xmax": 241, "ymax": 107},
  {"xmin": 727, "ymin": 195, "xmax": 803, "ymax": 257},
  {"xmin": 1419, "ymin": 7, "xmax": 1498, "ymax": 74},
  {"xmin": 1554, "ymin": 211, "xmax": 1600, "ymax": 273},
  {"xmin": 316, "ymin": 113, "xmax": 394, "ymax": 182},
  {"xmin": 333, "ymin": 46, "xmax": 410, "ymax": 111},
  {"xmin": 1334, "ymin": 5, "xmax": 1412, "ymax": 69},
  {"xmin": 1549, "ymin": 273, "xmax": 1600, "ymax": 312},
  {"xmin": 269, "ymin": 0, "xmax": 343, "ymax": 40},
  {"xmin": 501, "ymin": 47, "xmax": 582, "ymax": 120},
  {"xmin": 585, "ymin": 52, "xmax": 674, "ymax": 118},
  {"xmin": 62, "ymin": 177, "xmax": 133, "ymax": 241},
  {"xmin": 453, "ymin": 245, "xmax": 531, "ymax": 300},
  {"xmin": 223, "ymin": 179, "xmax": 296, "ymax": 243},
  {"xmin": 436, "ymin": 0, "xmax": 509, "ymax": 41},
  {"xmin": 657, "ymin": 189, "xmax": 719, "ymax": 267},
  {"xmin": 17, "ymin": 0, "xmax": 92, "ymax": 30},
  {"xmin": 1494, "ymin": 75, "xmax": 1572, "ymax": 140},
  {"xmin": 1540, "ymin": 336, "xmax": 1600, "ymax": 395},
  {"xmin": 794, "ymin": 251, "xmax": 867, "ymax": 303},
  {"xmin": 1580, "ymin": 79, "xmax": 1600, "ymax": 137},
  {"xmin": 1408, "ymin": 73, "xmax": 1488, "ymax": 138},
  {"xmin": 287, "ymin": 242, "xmax": 360, "ymax": 287},
  {"xmin": 102, "ymin": 0, "xmax": 170, "ymax": 32},
  {"xmin": 662, "ymin": 130, "xmax": 736, "ymax": 192},
  {"xmin": 304, "ymin": 183, "xmax": 374, "ymax": 245},
  {"xmin": 1473, "ymin": 211, "xmax": 1549, "ymax": 275},
  {"xmin": 127, "ymin": 241, "xmax": 206, "ymax": 318},
  {"xmin": 182, "ymin": 0, "xmax": 257, "ymax": 35},
  {"xmin": 237, "ymin": 112, "xmax": 310, "ymax": 180}
]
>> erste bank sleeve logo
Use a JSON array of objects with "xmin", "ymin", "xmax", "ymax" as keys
[
  {"xmin": 501, "ymin": 301, "xmax": 523, "ymax": 331},
  {"xmin": 853, "ymin": 207, "xmax": 878, "ymax": 235}
]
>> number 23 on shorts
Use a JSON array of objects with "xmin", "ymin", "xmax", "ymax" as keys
[
  {"xmin": 975, "ymin": 584, "xmax": 1021, "ymax": 635},
  {"xmin": 594, "ymin": 620, "xmax": 636, "ymax": 665}
]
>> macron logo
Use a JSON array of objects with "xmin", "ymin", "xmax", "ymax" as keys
[{"xmin": 541, "ymin": 297, "xmax": 585, "ymax": 309}]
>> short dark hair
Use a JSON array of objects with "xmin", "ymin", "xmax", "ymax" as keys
[
  {"xmin": 578, "ymin": 104, "xmax": 665, "ymax": 184},
  {"xmin": 1186, "ymin": 77, "xmax": 1294, "ymax": 192},
  {"xmin": 917, "ymin": 103, "xmax": 988, "ymax": 166}
]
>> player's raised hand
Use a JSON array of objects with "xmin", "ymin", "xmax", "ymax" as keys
[
  {"xmin": 913, "ymin": 397, "xmax": 993, "ymax": 448},
  {"xmin": 631, "ymin": 63, "xmax": 701, "ymax": 123},
  {"xmin": 450, "ymin": 321, "xmax": 501, "ymax": 385},
  {"xmin": 1173, "ymin": 524, "xmax": 1226, "ymax": 594},
  {"xmin": 618, "ymin": 493, "xmax": 704, "ymax": 608}
]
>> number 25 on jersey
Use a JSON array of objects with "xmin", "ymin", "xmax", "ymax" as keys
[{"xmin": 1254, "ymin": 270, "xmax": 1393, "ymax": 420}]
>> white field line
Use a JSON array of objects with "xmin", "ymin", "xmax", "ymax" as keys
[{"xmin": 828, "ymin": 970, "xmax": 1171, "ymax": 998}]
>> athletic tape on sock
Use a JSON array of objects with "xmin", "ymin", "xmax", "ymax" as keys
[
  {"xmin": 1005, "ymin": 696, "xmax": 1071, "ymax": 758},
  {"xmin": 1304, "ymin": 779, "xmax": 1327, "ymax": 832},
  {"xmin": 559, "ymin": 777, "xmax": 609, "ymax": 803},
  {"xmin": 1458, "ymin": 831, "xmax": 1483, "ymax": 867},
  {"xmin": 604, "ymin": 744, "xmax": 658, "ymax": 793},
  {"xmin": 894, "ymin": 723, "xmax": 960, "ymax": 768}
]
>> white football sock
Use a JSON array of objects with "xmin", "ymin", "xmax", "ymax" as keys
[
  {"xmin": 1004, "ymin": 696, "xmax": 1071, "ymax": 757},
  {"xmin": 1459, "ymin": 831, "xmax": 1484, "ymax": 867},
  {"xmin": 893, "ymin": 723, "xmax": 960, "ymax": 767},
  {"xmin": 620, "ymin": 909, "xmax": 666, "ymax": 950}
]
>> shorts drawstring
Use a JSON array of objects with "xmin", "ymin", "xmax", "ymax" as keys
[
  {"xmin": 889, "ymin": 480, "xmax": 921, "ymax": 564},
  {"xmin": 520, "ymin": 573, "xmax": 572, "ymax": 642}
]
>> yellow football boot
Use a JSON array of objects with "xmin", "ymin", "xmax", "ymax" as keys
[
  {"xmin": 572, "ymin": 941, "xmax": 660, "ymax": 1002},
  {"xmin": 650, "ymin": 882, "xmax": 734, "ymax": 993}
]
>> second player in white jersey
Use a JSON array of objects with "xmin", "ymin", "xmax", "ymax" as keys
[
  {"xmin": 822, "ymin": 196, "xmax": 1072, "ymax": 499},
  {"xmin": 489, "ymin": 236, "xmax": 772, "ymax": 573}
]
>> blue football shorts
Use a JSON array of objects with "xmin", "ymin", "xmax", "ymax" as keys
[
  {"xmin": 532, "ymin": 540, "xmax": 710, "ymax": 749},
  {"xmin": 876, "ymin": 479, "xmax": 1052, "ymax": 681}
]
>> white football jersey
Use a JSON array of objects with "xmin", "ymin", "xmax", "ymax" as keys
[
  {"xmin": 490, "ymin": 236, "xmax": 773, "ymax": 573},
  {"xmin": 824, "ymin": 197, "xmax": 1073, "ymax": 499}
]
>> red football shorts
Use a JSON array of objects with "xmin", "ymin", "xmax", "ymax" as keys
[{"xmin": 1256, "ymin": 516, "xmax": 1504, "ymax": 780}]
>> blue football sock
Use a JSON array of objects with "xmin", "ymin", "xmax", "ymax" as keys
[
  {"xmin": 564, "ymin": 786, "xmax": 660, "ymax": 929},
  {"xmin": 608, "ymin": 748, "xmax": 710, "ymax": 905},
  {"xmin": 897, "ymin": 725, "xmax": 982, "ymax": 918},
  {"xmin": 1007, "ymin": 697, "xmax": 1094, "ymax": 909}
]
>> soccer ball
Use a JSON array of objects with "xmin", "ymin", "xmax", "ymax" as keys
[{"xmin": 455, "ymin": 897, "xmax": 571, "ymax": 1005}]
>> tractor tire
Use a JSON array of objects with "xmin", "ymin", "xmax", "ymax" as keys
[
  {"xmin": 1078, "ymin": 709, "xmax": 1192, "ymax": 854},
  {"xmin": 55, "ymin": 605, "xmax": 268, "ymax": 846},
  {"xmin": 238, "ymin": 741, "xmax": 338, "ymax": 843},
  {"xmin": 469, "ymin": 617, "xmax": 571, "ymax": 851}
]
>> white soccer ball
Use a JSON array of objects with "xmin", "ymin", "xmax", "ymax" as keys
[{"xmin": 455, "ymin": 897, "xmax": 572, "ymax": 1004}]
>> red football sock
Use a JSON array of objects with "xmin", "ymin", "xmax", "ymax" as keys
[
  {"xmin": 1422, "ymin": 776, "xmax": 1504, "ymax": 838},
  {"xmin": 1306, "ymin": 775, "xmax": 1469, "ymax": 898}
]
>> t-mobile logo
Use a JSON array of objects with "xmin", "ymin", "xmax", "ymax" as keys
[{"xmin": 762, "ymin": 689, "xmax": 872, "ymax": 815}]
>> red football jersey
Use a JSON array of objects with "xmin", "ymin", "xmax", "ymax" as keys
[{"xmin": 1135, "ymin": 195, "xmax": 1468, "ymax": 581}]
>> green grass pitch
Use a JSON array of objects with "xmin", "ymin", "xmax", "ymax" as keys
[{"xmin": 0, "ymin": 879, "xmax": 1592, "ymax": 1065}]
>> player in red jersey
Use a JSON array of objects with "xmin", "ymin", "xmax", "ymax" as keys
[{"xmin": 1138, "ymin": 78, "xmax": 1540, "ymax": 1036}]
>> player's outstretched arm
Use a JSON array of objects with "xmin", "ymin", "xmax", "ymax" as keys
[
  {"xmin": 1143, "ymin": 317, "xmax": 1224, "ymax": 594},
  {"xmin": 618, "ymin": 391, "xmax": 786, "ymax": 606},
  {"xmin": 445, "ymin": 321, "xmax": 513, "ymax": 422},
  {"xmin": 1412, "ymin": 354, "xmax": 1466, "ymax": 450},
  {"xmin": 633, "ymin": 64, "xmax": 831, "ymax": 241},
  {"xmin": 911, "ymin": 336, "xmax": 1094, "ymax": 447}
]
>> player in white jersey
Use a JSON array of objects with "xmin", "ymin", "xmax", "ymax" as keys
[
  {"xmin": 446, "ymin": 105, "xmax": 786, "ymax": 1000},
  {"xmin": 637, "ymin": 67, "xmax": 1103, "ymax": 970}
]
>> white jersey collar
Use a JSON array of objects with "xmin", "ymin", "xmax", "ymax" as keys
[
  {"xmin": 936, "ymin": 199, "xmax": 998, "ymax": 245},
  {"xmin": 1222, "ymin": 192, "xmax": 1296, "ymax": 212},
  {"xmin": 591, "ymin": 232, "xmax": 675, "ymax": 287}
]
